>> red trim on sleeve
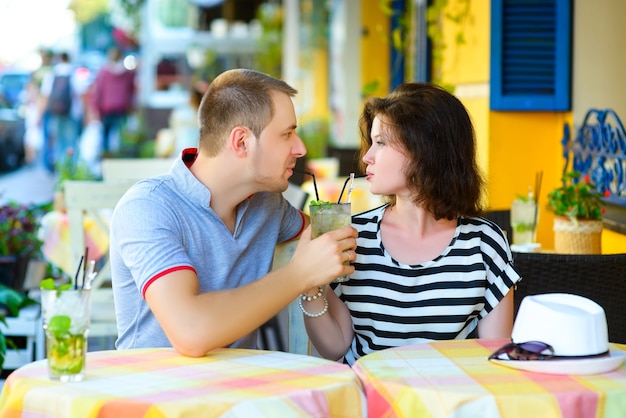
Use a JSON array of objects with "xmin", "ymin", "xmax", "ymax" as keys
[
  {"xmin": 282, "ymin": 210, "xmax": 306, "ymax": 243},
  {"xmin": 142, "ymin": 265, "xmax": 196, "ymax": 299}
]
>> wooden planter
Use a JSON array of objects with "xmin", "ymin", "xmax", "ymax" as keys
[
  {"xmin": 0, "ymin": 253, "xmax": 30, "ymax": 293},
  {"xmin": 553, "ymin": 217, "xmax": 603, "ymax": 254}
]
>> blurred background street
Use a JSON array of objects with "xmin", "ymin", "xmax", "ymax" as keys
[{"xmin": 0, "ymin": 165, "xmax": 56, "ymax": 206}]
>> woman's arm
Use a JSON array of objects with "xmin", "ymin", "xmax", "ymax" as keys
[
  {"xmin": 477, "ymin": 288, "xmax": 515, "ymax": 338},
  {"xmin": 302, "ymin": 286, "xmax": 354, "ymax": 361}
]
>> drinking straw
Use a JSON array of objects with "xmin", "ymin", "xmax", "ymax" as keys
[
  {"xmin": 338, "ymin": 173, "xmax": 364, "ymax": 203},
  {"xmin": 85, "ymin": 260, "xmax": 96, "ymax": 289},
  {"xmin": 532, "ymin": 171, "xmax": 543, "ymax": 234},
  {"xmin": 74, "ymin": 255, "xmax": 84, "ymax": 290},
  {"xmin": 294, "ymin": 169, "xmax": 319, "ymax": 201},
  {"xmin": 82, "ymin": 246, "xmax": 89, "ymax": 289},
  {"xmin": 338, "ymin": 172, "xmax": 357, "ymax": 203},
  {"xmin": 346, "ymin": 173, "xmax": 355, "ymax": 203}
]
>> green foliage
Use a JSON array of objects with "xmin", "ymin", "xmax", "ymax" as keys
[
  {"xmin": 254, "ymin": 2, "xmax": 283, "ymax": 77},
  {"xmin": 426, "ymin": 0, "xmax": 470, "ymax": 88},
  {"xmin": 115, "ymin": 0, "xmax": 144, "ymax": 38},
  {"xmin": 547, "ymin": 171, "xmax": 607, "ymax": 222},
  {"xmin": 113, "ymin": 115, "xmax": 151, "ymax": 158},
  {"xmin": 309, "ymin": 200, "xmax": 332, "ymax": 206},
  {"xmin": 299, "ymin": 118, "xmax": 330, "ymax": 160},
  {"xmin": 68, "ymin": 0, "xmax": 109, "ymax": 24},
  {"xmin": 0, "ymin": 284, "xmax": 38, "ymax": 370},
  {"xmin": 40, "ymin": 278, "xmax": 72, "ymax": 292},
  {"xmin": 55, "ymin": 148, "xmax": 98, "ymax": 191}
]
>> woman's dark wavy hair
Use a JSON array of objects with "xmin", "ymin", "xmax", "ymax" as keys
[{"xmin": 358, "ymin": 82, "xmax": 485, "ymax": 220}]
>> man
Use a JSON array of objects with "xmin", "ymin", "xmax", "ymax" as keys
[{"xmin": 110, "ymin": 69, "xmax": 357, "ymax": 356}]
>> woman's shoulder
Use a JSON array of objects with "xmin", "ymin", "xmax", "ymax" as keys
[
  {"xmin": 460, "ymin": 215, "xmax": 507, "ymax": 235},
  {"xmin": 352, "ymin": 203, "xmax": 389, "ymax": 221}
]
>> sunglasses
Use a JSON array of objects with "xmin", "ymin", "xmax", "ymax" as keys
[
  {"xmin": 488, "ymin": 341, "xmax": 555, "ymax": 361},
  {"xmin": 489, "ymin": 340, "xmax": 610, "ymax": 361}
]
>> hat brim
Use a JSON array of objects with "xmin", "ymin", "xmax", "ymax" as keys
[{"xmin": 489, "ymin": 351, "xmax": 625, "ymax": 375}]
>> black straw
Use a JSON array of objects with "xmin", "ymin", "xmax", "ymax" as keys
[
  {"xmin": 532, "ymin": 171, "xmax": 543, "ymax": 234},
  {"xmin": 294, "ymin": 169, "xmax": 319, "ymax": 201},
  {"xmin": 82, "ymin": 247, "xmax": 89, "ymax": 289},
  {"xmin": 74, "ymin": 255, "xmax": 84, "ymax": 290}
]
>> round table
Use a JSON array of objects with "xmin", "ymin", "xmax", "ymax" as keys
[
  {"xmin": 352, "ymin": 338, "xmax": 626, "ymax": 418},
  {"xmin": 0, "ymin": 348, "xmax": 366, "ymax": 418}
]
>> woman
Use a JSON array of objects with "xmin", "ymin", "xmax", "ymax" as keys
[{"xmin": 300, "ymin": 83, "xmax": 521, "ymax": 365}]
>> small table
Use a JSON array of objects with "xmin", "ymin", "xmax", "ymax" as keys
[
  {"xmin": 0, "ymin": 348, "xmax": 366, "ymax": 417},
  {"xmin": 352, "ymin": 339, "xmax": 626, "ymax": 418}
]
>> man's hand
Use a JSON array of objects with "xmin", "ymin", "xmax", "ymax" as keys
[{"xmin": 290, "ymin": 225, "xmax": 357, "ymax": 291}]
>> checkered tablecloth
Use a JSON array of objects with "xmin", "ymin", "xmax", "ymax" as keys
[
  {"xmin": 0, "ymin": 348, "xmax": 366, "ymax": 418},
  {"xmin": 352, "ymin": 339, "xmax": 626, "ymax": 418}
]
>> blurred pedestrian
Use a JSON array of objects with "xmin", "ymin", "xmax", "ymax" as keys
[
  {"xmin": 24, "ymin": 49, "xmax": 54, "ymax": 166},
  {"xmin": 40, "ymin": 51, "xmax": 81, "ymax": 172},
  {"xmin": 91, "ymin": 46, "xmax": 136, "ymax": 155}
]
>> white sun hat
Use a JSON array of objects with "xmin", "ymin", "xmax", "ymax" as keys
[{"xmin": 489, "ymin": 293, "xmax": 625, "ymax": 375}]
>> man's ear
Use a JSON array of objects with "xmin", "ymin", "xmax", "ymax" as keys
[{"xmin": 229, "ymin": 126, "xmax": 250, "ymax": 156}]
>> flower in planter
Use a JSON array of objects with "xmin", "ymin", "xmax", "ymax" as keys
[
  {"xmin": 0, "ymin": 202, "xmax": 48, "ymax": 256},
  {"xmin": 547, "ymin": 171, "xmax": 610, "ymax": 223}
]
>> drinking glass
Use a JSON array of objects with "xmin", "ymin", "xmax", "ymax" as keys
[
  {"xmin": 309, "ymin": 202, "xmax": 352, "ymax": 283},
  {"xmin": 41, "ymin": 288, "xmax": 91, "ymax": 382},
  {"xmin": 510, "ymin": 198, "xmax": 538, "ymax": 245}
]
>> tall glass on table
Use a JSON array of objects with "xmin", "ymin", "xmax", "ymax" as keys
[
  {"xmin": 309, "ymin": 201, "xmax": 352, "ymax": 282},
  {"xmin": 510, "ymin": 197, "xmax": 538, "ymax": 245},
  {"xmin": 41, "ymin": 286, "xmax": 91, "ymax": 382}
]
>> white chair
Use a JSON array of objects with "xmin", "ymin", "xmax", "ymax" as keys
[
  {"xmin": 64, "ymin": 180, "xmax": 135, "ymax": 348},
  {"xmin": 101, "ymin": 158, "xmax": 175, "ymax": 182}
]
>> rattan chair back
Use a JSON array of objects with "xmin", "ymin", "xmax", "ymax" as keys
[{"xmin": 512, "ymin": 252, "xmax": 626, "ymax": 344}]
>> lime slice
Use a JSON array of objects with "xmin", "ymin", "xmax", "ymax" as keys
[{"xmin": 48, "ymin": 315, "xmax": 71, "ymax": 334}]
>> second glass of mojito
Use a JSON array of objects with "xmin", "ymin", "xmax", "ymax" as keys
[
  {"xmin": 41, "ymin": 287, "xmax": 91, "ymax": 382},
  {"xmin": 510, "ymin": 197, "xmax": 538, "ymax": 245},
  {"xmin": 309, "ymin": 201, "xmax": 352, "ymax": 282}
]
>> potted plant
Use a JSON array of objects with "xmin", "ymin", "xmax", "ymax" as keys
[
  {"xmin": 0, "ymin": 284, "xmax": 37, "ymax": 370},
  {"xmin": 547, "ymin": 171, "xmax": 609, "ymax": 254},
  {"xmin": 0, "ymin": 202, "xmax": 43, "ymax": 369},
  {"xmin": 0, "ymin": 202, "xmax": 49, "ymax": 288}
]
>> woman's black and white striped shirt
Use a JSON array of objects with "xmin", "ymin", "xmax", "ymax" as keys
[{"xmin": 334, "ymin": 203, "xmax": 521, "ymax": 365}]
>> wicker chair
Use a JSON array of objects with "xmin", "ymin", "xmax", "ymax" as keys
[{"xmin": 511, "ymin": 252, "xmax": 626, "ymax": 344}]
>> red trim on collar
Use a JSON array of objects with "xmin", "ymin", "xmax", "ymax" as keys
[{"xmin": 182, "ymin": 148, "xmax": 198, "ymax": 167}]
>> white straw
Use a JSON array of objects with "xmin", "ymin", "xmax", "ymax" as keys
[{"xmin": 346, "ymin": 173, "xmax": 355, "ymax": 203}]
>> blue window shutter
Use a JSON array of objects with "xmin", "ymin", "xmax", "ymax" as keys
[{"xmin": 490, "ymin": 0, "xmax": 572, "ymax": 111}]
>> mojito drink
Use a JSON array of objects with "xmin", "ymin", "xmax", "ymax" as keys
[
  {"xmin": 41, "ymin": 288, "xmax": 91, "ymax": 382},
  {"xmin": 510, "ymin": 198, "xmax": 538, "ymax": 245},
  {"xmin": 309, "ymin": 202, "xmax": 352, "ymax": 282}
]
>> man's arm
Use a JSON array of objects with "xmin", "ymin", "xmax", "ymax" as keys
[{"xmin": 145, "ymin": 225, "xmax": 356, "ymax": 357}]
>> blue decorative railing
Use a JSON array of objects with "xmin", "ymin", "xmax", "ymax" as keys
[{"xmin": 561, "ymin": 108, "xmax": 626, "ymax": 208}]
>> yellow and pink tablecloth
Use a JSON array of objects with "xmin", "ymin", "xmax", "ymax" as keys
[
  {"xmin": 0, "ymin": 348, "xmax": 366, "ymax": 418},
  {"xmin": 352, "ymin": 338, "xmax": 626, "ymax": 418}
]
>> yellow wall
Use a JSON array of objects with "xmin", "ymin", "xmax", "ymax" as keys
[
  {"xmin": 489, "ymin": 112, "xmax": 568, "ymax": 249},
  {"xmin": 361, "ymin": 0, "xmax": 391, "ymax": 98},
  {"xmin": 438, "ymin": 0, "xmax": 626, "ymax": 253}
]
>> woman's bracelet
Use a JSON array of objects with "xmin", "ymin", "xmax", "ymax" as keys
[
  {"xmin": 301, "ymin": 286, "xmax": 324, "ymax": 302},
  {"xmin": 298, "ymin": 293, "xmax": 329, "ymax": 318}
]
